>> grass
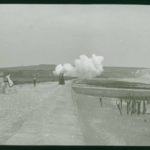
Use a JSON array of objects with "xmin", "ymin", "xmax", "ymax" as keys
[
  {"xmin": 11, "ymin": 76, "xmax": 75, "ymax": 85},
  {"xmin": 74, "ymin": 79, "xmax": 150, "ymax": 90}
]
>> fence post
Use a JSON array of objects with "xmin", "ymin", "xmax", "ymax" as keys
[
  {"xmin": 143, "ymin": 100, "xmax": 146, "ymax": 114},
  {"xmin": 100, "ymin": 97, "xmax": 103, "ymax": 107}
]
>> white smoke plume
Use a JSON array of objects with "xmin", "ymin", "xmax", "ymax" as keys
[{"xmin": 53, "ymin": 54, "xmax": 104, "ymax": 79}]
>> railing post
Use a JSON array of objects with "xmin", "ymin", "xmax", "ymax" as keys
[
  {"xmin": 137, "ymin": 101, "xmax": 141, "ymax": 115},
  {"xmin": 143, "ymin": 100, "xmax": 146, "ymax": 114},
  {"xmin": 100, "ymin": 97, "xmax": 103, "ymax": 107},
  {"xmin": 116, "ymin": 99, "xmax": 122, "ymax": 115},
  {"xmin": 120, "ymin": 99, "xmax": 123, "ymax": 110},
  {"xmin": 127, "ymin": 100, "xmax": 129, "ymax": 115}
]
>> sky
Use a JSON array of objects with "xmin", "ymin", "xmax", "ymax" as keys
[{"xmin": 0, "ymin": 4, "xmax": 150, "ymax": 68}]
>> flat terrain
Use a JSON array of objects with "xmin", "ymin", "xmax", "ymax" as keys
[
  {"xmin": 0, "ymin": 64, "xmax": 147, "ymax": 84},
  {"xmin": 0, "ymin": 82, "xmax": 84, "ymax": 145},
  {"xmin": 0, "ymin": 81, "xmax": 150, "ymax": 145}
]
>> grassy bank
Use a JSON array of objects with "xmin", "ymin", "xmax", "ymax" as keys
[{"xmin": 74, "ymin": 79, "xmax": 150, "ymax": 90}]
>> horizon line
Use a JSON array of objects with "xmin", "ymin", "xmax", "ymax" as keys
[{"xmin": 0, "ymin": 64, "xmax": 148, "ymax": 69}]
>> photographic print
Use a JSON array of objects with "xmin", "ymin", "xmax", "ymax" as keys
[{"xmin": 0, "ymin": 4, "xmax": 150, "ymax": 145}]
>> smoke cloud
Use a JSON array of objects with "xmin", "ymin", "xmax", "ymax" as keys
[
  {"xmin": 135, "ymin": 69, "xmax": 150, "ymax": 79},
  {"xmin": 53, "ymin": 54, "xmax": 104, "ymax": 79}
]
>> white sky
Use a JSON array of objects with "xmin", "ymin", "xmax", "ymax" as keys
[{"xmin": 0, "ymin": 4, "xmax": 150, "ymax": 68}]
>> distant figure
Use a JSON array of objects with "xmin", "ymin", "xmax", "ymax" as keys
[
  {"xmin": 1, "ymin": 74, "xmax": 14, "ymax": 94},
  {"xmin": 33, "ymin": 77, "xmax": 37, "ymax": 87},
  {"xmin": 6, "ymin": 74, "xmax": 14, "ymax": 87},
  {"xmin": 1, "ymin": 76, "xmax": 6, "ymax": 94},
  {"xmin": 59, "ymin": 73, "xmax": 65, "ymax": 85},
  {"xmin": 1, "ymin": 81, "xmax": 7, "ymax": 94}
]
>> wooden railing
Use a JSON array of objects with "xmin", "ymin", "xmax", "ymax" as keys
[{"xmin": 72, "ymin": 79, "xmax": 150, "ymax": 115}]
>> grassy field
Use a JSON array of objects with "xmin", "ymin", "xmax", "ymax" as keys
[
  {"xmin": 0, "ymin": 64, "xmax": 149, "ymax": 84},
  {"xmin": 74, "ymin": 78, "xmax": 150, "ymax": 89}
]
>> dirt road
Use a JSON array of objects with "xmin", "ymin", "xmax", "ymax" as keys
[{"xmin": 0, "ymin": 82, "xmax": 84, "ymax": 145}]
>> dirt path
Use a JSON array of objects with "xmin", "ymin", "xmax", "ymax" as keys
[{"xmin": 0, "ymin": 82, "xmax": 84, "ymax": 145}]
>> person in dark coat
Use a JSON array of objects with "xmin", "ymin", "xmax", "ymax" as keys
[
  {"xmin": 33, "ymin": 77, "xmax": 37, "ymax": 87},
  {"xmin": 59, "ymin": 73, "xmax": 65, "ymax": 85}
]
